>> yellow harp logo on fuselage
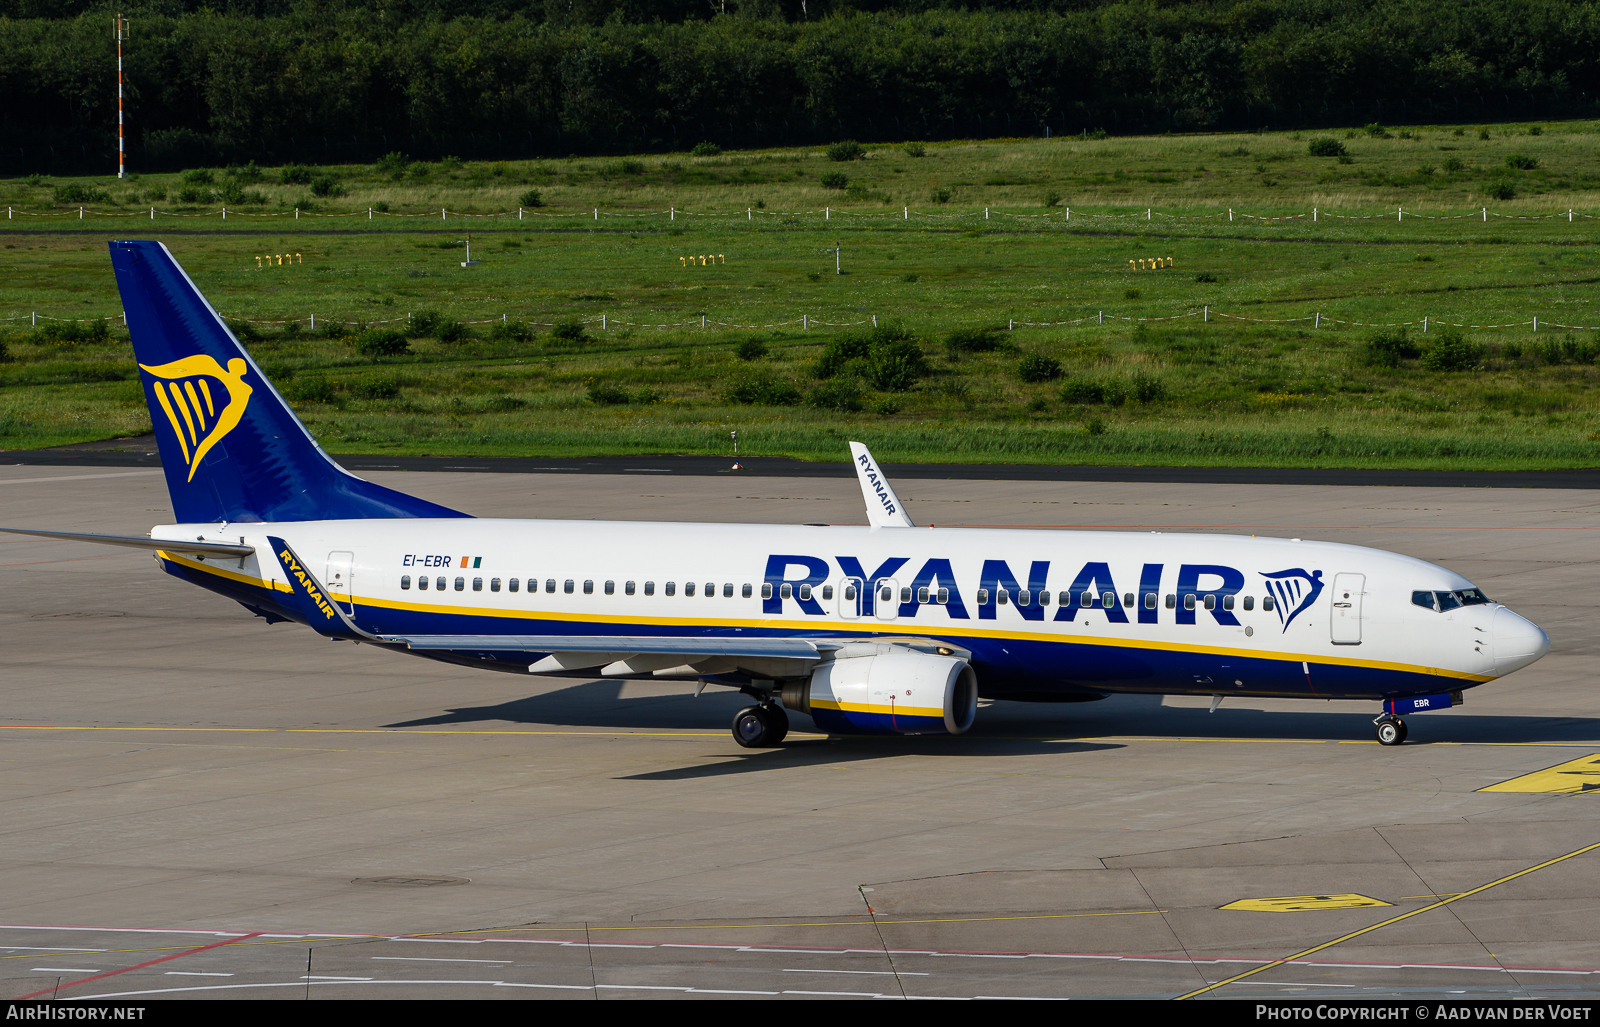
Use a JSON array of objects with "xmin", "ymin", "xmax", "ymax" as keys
[{"xmin": 139, "ymin": 356, "xmax": 253, "ymax": 482}]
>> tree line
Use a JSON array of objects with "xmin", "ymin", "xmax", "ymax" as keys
[{"xmin": 2, "ymin": 1, "xmax": 1595, "ymax": 175}]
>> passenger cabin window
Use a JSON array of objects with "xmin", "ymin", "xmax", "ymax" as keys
[
  {"xmin": 1263, "ymin": 595, "xmax": 1276, "ymax": 612},
  {"xmin": 1103, "ymin": 592, "xmax": 1116, "ymax": 609},
  {"xmin": 1222, "ymin": 595, "xmax": 1234, "ymax": 611},
  {"xmin": 418, "ymin": 576, "xmax": 429, "ymax": 590},
  {"xmin": 1165, "ymin": 594, "xmax": 1176, "ymax": 609},
  {"xmin": 401, "ymin": 575, "xmax": 411, "ymax": 589},
  {"xmin": 1039, "ymin": 590, "xmax": 1051, "ymax": 606},
  {"xmin": 473, "ymin": 577, "xmax": 483, "ymax": 591},
  {"xmin": 455, "ymin": 577, "xmax": 465, "ymax": 591},
  {"xmin": 1203, "ymin": 594, "xmax": 1216, "ymax": 610},
  {"xmin": 509, "ymin": 578, "xmax": 519, "ymax": 592},
  {"xmin": 761, "ymin": 583, "xmax": 772, "ymax": 599},
  {"xmin": 724, "ymin": 583, "xmax": 734, "ymax": 598},
  {"xmin": 1242, "ymin": 595, "xmax": 1253, "ymax": 611},
  {"xmin": 937, "ymin": 587, "xmax": 949, "ymax": 604},
  {"xmin": 742, "ymin": 584, "xmax": 753, "ymax": 599},
  {"xmin": 880, "ymin": 585, "xmax": 892, "ymax": 602},
  {"xmin": 822, "ymin": 585, "xmax": 834, "ymax": 601},
  {"xmin": 605, "ymin": 580, "xmax": 615, "ymax": 595},
  {"xmin": 843, "ymin": 584, "xmax": 857, "ymax": 601},
  {"xmin": 644, "ymin": 581, "xmax": 655, "ymax": 596},
  {"xmin": 490, "ymin": 578, "xmax": 501, "ymax": 592},
  {"xmin": 1057, "ymin": 591, "xmax": 1071, "ymax": 606},
  {"xmin": 704, "ymin": 582, "xmax": 714, "ymax": 598},
  {"xmin": 996, "ymin": 588, "xmax": 1009, "ymax": 605},
  {"xmin": 779, "ymin": 583, "xmax": 792, "ymax": 599},
  {"xmin": 917, "ymin": 587, "xmax": 930, "ymax": 604},
  {"xmin": 583, "ymin": 580, "xmax": 594, "ymax": 595},
  {"xmin": 1017, "ymin": 589, "xmax": 1031, "ymax": 606},
  {"xmin": 685, "ymin": 582, "xmax": 696, "ymax": 597},
  {"xmin": 564, "ymin": 579, "xmax": 575, "ymax": 594},
  {"xmin": 976, "ymin": 589, "xmax": 990, "ymax": 604},
  {"xmin": 900, "ymin": 586, "xmax": 913, "ymax": 603},
  {"xmin": 798, "ymin": 584, "xmax": 812, "ymax": 601},
  {"xmin": 1123, "ymin": 592, "xmax": 1134, "ymax": 608},
  {"xmin": 625, "ymin": 581, "xmax": 635, "ymax": 595},
  {"xmin": 546, "ymin": 579, "xmax": 556, "ymax": 594},
  {"xmin": 436, "ymin": 576, "xmax": 447, "ymax": 591},
  {"xmin": 665, "ymin": 582, "xmax": 676, "ymax": 596},
  {"xmin": 1144, "ymin": 592, "xmax": 1157, "ymax": 610}
]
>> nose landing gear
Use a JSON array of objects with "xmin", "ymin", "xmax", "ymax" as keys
[
  {"xmin": 1374, "ymin": 715, "xmax": 1408, "ymax": 746},
  {"xmin": 733, "ymin": 702, "xmax": 790, "ymax": 748}
]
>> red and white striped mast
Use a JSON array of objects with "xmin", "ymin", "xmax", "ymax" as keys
[{"xmin": 114, "ymin": 13, "xmax": 126, "ymax": 179}]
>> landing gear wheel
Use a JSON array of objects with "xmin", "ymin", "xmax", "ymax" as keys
[
  {"xmin": 733, "ymin": 704, "xmax": 786, "ymax": 748},
  {"xmin": 1375, "ymin": 717, "xmax": 1406, "ymax": 746}
]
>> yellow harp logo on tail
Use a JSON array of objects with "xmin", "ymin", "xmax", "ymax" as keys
[{"xmin": 139, "ymin": 356, "xmax": 253, "ymax": 482}]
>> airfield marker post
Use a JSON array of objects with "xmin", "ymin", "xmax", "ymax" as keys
[
  {"xmin": 519, "ymin": 208, "xmax": 523, "ymax": 220},
  {"xmin": 594, "ymin": 208, "xmax": 598, "ymax": 221},
  {"xmin": 1229, "ymin": 208, "xmax": 1233, "ymax": 221},
  {"xmin": 671, "ymin": 208, "xmax": 675, "ymax": 221},
  {"xmin": 1098, "ymin": 311, "xmax": 1103, "ymax": 325},
  {"xmin": 803, "ymin": 315, "xmax": 808, "ymax": 330},
  {"xmin": 1066, "ymin": 207, "xmax": 1070, "ymax": 221},
  {"xmin": 1147, "ymin": 208, "xmax": 1151, "ymax": 221},
  {"xmin": 1398, "ymin": 206, "xmax": 1403, "ymax": 221},
  {"xmin": 368, "ymin": 208, "xmax": 372, "ymax": 220},
  {"xmin": 602, "ymin": 315, "xmax": 606, "ymax": 330},
  {"xmin": 1313, "ymin": 207, "xmax": 1318, "ymax": 222},
  {"xmin": 1204, "ymin": 306, "xmax": 1208, "ymax": 322},
  {"xmin": 826, "ymin": 206, "xmax": 830, "ymax": 220},
  {"xmin": 150, "ymin": 207, "xmax": 154, "ymax": 219},
  {"xmin": 1533, "ymin": 316, "xmax": 1539, "ymax": 332},
  {"xmin": 79, "ymin": 207, "xmax": 83, "ymax": 220},
  {"xmin": 904, "ymin": 206, "xmax": 908, "ymax": 220},
  {"xmin": 1483, "ymin": 207, "xmax": 1488, "ymax": 221},
  {"xmin": 294, "ymin": 208, "xmax": 298, "ymax": 219},
  {"xmin": 1424, "ymin": 316, "xmax": 1429, "ymax": 333},
  {"xmin": 985, "ymin": 207, "xmax": 989, "ymax": 219},
  {"xmin": 310, "ymin": 314, "xmax": 315, "ymax": 330},
  {"xmin": 747, "ymin": 208, "xmax": 751, "ymax": 220},
  {"xmin": 1315, "ymin": 312, "xmax": 1320, "ymax": 328},
  {"xmin": 221, "ymin": 207, "xmax": 226, "ymax": 220}
]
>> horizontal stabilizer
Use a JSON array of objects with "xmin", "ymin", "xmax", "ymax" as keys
[{"xmin": 0, "ymin": 526, "xmax": 254, "ymax": 558}]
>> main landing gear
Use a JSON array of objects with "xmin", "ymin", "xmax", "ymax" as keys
[
  {"xmin": 733, "ymin": 702, "xmax": 789, "ymax": 748},
  {"xmin": 1374, "ymin": 715, "xmax": 1409, "ymax": 746}
]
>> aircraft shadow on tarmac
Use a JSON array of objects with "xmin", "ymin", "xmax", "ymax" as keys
[{"xmin": 384, "ymin": 681, "xmax": 1600, "ymax": 748}]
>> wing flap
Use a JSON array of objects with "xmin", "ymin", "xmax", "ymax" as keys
[{"xmin": 387, "ymin": 634, "xmax": 829, "ymax": 661}]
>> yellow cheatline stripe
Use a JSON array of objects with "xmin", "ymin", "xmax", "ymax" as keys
[
  {"xmin": 162, "ymin": 556, "xmax": 1488, "ymax": 684},
  {"xmin": 810, "ymin": 698, "xmax": 945, "ymax": 719},
  {"xmin": 433, "ymin": 910, "xmax": 1169, "ymax": 936},
  {"xmin": 1173, "ymin": 840, "xmax": 1600, "ymax": 1000}
]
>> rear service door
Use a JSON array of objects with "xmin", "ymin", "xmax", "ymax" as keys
[
  {"xmin": 326, "ymin": 551, "xmax": 354, "ymax": 614},
  {"xmin": 1331, "ymin": 572, "xmax": 1365, "ymax": 644}
]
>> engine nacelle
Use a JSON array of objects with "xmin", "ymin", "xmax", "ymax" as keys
[{"xmin": 783, "ymin": 650, "xmax": 977, "ymax": 736}]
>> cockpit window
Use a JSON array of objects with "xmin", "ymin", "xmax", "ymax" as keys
[{"xmin": 1416, "ymin": 588, "xmax": 1491, "ymax": 612}]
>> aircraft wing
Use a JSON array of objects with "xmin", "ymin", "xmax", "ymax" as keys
[{"xmin": 384, "ymin": 633, "xmax": 835, "ymax": 677}]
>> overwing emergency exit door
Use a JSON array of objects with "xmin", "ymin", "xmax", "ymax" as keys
[{"xmin": 1331, "ymin": 572, "xmax": 1364, "ymax": 644}]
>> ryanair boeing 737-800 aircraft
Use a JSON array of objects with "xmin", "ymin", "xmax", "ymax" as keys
[{"xmin": 3, "ymin": 242, "xmax": 1551, "ymax": 747}]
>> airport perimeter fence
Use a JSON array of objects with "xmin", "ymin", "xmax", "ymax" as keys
[
  {"xmin": 6, "ymin": 308, "xmax": 1599, "ymax": 334},
  {"xmin": 5, "ymin": 203, "xmax": 1600, "ymax": 225}
]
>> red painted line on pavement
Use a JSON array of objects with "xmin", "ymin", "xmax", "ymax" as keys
[{"xmin": 16, "ymin": 931, "xmax": 264, "ymax": 999}]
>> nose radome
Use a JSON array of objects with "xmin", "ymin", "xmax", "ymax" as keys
[{"xmin": 1492, "ymin": 606, "xmax": 1551, "ymax": 676}]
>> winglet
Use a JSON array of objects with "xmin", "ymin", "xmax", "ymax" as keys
[
  {"xmin": 848, "ymin": 442, "xmax": 914, "ymax": 528},
  {"xmin": 267, "ymin": 536, "xmax": 380, "ymax": 641}
]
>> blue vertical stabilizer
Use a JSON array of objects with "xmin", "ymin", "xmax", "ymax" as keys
[{"xmin": 110, "ymin": 241, "xmax": 467, "ymax": 523}]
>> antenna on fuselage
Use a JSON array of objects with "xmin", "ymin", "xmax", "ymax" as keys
[{"xmin": 848, "ymin": 441, "xmax": 914, "ymax": 529}]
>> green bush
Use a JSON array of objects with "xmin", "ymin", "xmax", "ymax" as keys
[
  {"xmin": 820, "ymin": 171, "xmax": 848, "ymax": 190},
  {"xmin": 0, "ymin": 337, "xmax": 9, "ymax": 363},
  {"xmin": 175, "ymin": 186, "xmax": 206, "ymax": 204},
  {"xmin": 350, "ymin": 376, "xmax": 402, "ymax": 400},
  {"xmin": 283, "ymin": 375, "xmax": 337, "ymax": 403},
  {"xmin": 279, "ymin": 165, "xmax": 313, "ymax": 185},
  {"xmin": 826, "ymin": 140, "xmax": 865, "ymax": 162},
  {"xmin": 1364, "ymin": 122, "xmax": 1391, "ymax": 138},
  {"xmin": 435, "ymin": 320, "xmax": 470, "ymax": 343},
  {"xmin": 588, "ymin": 381, "xmax": 630, "ymax": 405},
  {"xmin": 181, "ymin": 168, "xmax": 214, "ymax": 184},
  {"xmin": 690, "ymin": 141, "xmax": 721, "ymax": 157},
  {"xmin": 726, "ymin": 372, "xmax": 802, "ymax": 406},
  {"xmin": 808, "ymin": 378, "xmax": 865, "ymax": 412},
  {"xmin": 1060, "ymin": 379, "xmax": 1105, "ymax": 404},
  {"xmin": 40, "ymin": 320, "xmax": 111, "ymax": 346},
  {"xmin": 52, "ymin": 184, "xmax": 110, "ymax": 205},
  {"xmin": 1423, "ymin": 329, "xmax": 1482, "ymax": 371},
  {"xmin": 930, "ymin": 188, "xmax": 952, "ymax": 204},
  {"xmin": 439, "ymin": 155, "xmax": 463, "ymax": 170},
  {"xmin": 1444, "ymin": 157, "xmax": 1465, "ymax": 173},
  {"xmin": 1488, "ymin": 180, "xmax": 1517, "ymax": 200},
  {"xmin": 410, "ymin": 309, "xmax": 444, "ymax": 336},
  {"xmin": 1018, "ymin": 353, "xmax": 1063, "ymax": 383},
  {"xmin": 1505, "ymin": 154, "xmax": 1540, "ymax": 170},
  {"xmin": 355, "ymin": 330, "xmax": 410, "ymax": 358},
  {"xmin": 550, "ymin": 318, "xmax": 587, "ymax": 343},
  {"xmin": 903, "ymin": 142, "xmax": 926, "ymax": 158},
  {"xmin": 735, "ymin": 337, "xmax": 768, "ymax": 361},
  {"xmin": 816, "ymin": 323, "xmax": 929, "ymax": 391},
  {"xmin": 1131, "ymin": 372, "xmax": 1166, "ymax": 403},
  {"xmin": 375, "ymin": 151, "xmax": 409, "ymax": 177},
  {"xmin": 943, "ymin": 327, "xmax": 1005, "ymax": 360},
  {"xmin": 1362, "ymin": 329, "xmax": 1421, "ymax": 368},
  {"xmin": 519, "ymin": 189, "xmax": 544, "ymax": 207},
  {"xmin": 1308, "ymin": 137, "xmax": 1347, "ymax": 157},
  {"xmin": 310, "ymin": 176, "xmax": 344, "ymax": 197},
  {"xmin": 489, "ymin": 319, "xmax": 533, "ymax": 343}
]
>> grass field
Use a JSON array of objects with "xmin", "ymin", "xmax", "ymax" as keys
[{"xmin": 2, "ymin": 121, "xmax": 1599, "ymax": 468}]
